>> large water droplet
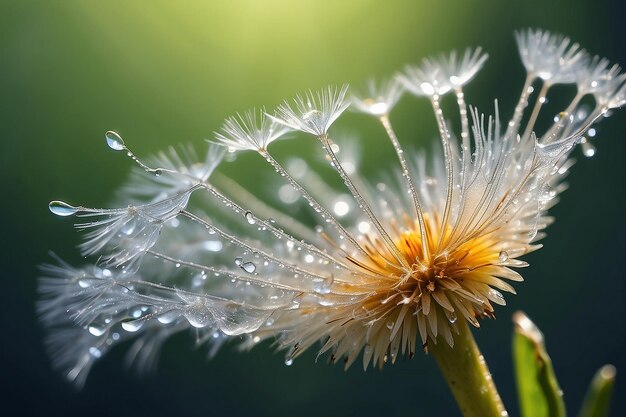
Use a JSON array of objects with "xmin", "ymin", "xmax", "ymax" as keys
[
  {"xmin": 244, "ymin": 211, "xmax": 256, "ymax": 225},
  {"xmin": 78, "ymin": 278, "xmax": 93, "ymax": 288},
  {"xmin": 121, "ymin": 219, "xmax": 136, "ymax": 235},
  {"xmin": 121, "ymin": 319, "xmax": 143, "ymax": 332},
  {"xmin": 185, "ymin": 311, "xmax": 210, "ymax": 328},
  {"xmin": 284, "ymin": 358, "xmax": 294, "ymax": 366},
  {"xmin": 157, "ymin": 311, "xmax": 179, "ymax": 324},
  {"xmin": 49, "ymin": 200, "xmax": 79, "ymax": 216},
  {"xmin": 88, "ymin": 324, "xmax": 106, "ymax": 337},
  {"xmin": 105, "ymin": 131, "xmax": 126, "ymax": 151},
  {"xmin": 448, "ymin": 312, "xmax": 457, "ymax": 324},
  {"xmin": 498, "ymin": 251, "xmax": 509, "ymax": 262},
  {"xmin": 240, "ymin": 262, "xmax": 256, "ymax": 274}
]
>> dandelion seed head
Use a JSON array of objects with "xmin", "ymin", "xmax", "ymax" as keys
[
  {"xmin": 213, "ymin": 109, "xmax": 291, "ymax": 152},
  {"xmin": 268, "ymin": 85, "xmax": 350, "ymax": 136},
  {"xmin": 397, "ymin": 47, "xmax": 488, "ymax": 97},
  {"xmin": 41, "ymin": 29, "xmax": 624, "ymax": 383},
  {"xmin": 515, "ymin": 28, "xmax": 587, "ymax": 84},
  {"xmin": 351, "ymin": 78, "xmax": 403, "ymax": 116}
]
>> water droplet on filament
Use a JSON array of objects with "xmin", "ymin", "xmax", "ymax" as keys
[
  {"xmin": 245, "ymin": 211, "xmax": 256, "ymax": 224},
  {"xmin": 121, "ymin": 319, "xmax": 143, "ymax": 332},
  {"xmin": 88, "ymin": 325, "xmax": 106, "ymax": 337},
  {"xmin": 240, "ymin": 262, "xmax": 256, "ymax": 274},
  {"xmin": 105, "ymin": 131, "xmax": 126, "ymax": 151},
  {"xmin": 49, "ymin": 200, "xmax": 79, "ymax": 216}
]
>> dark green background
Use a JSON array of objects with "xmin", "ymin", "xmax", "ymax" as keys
[{"xmin": 1, "ymin": 1, "xmax": 624, "ymax": 416}]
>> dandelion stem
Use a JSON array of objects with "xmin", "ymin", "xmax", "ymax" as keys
[
  {"xmin": 522, "ymin": 82, "xmax": 551, "ymax": 141},
  {"xmin": 455, "ymin": 86, "xmax": 471, "ymax": 149},
  {"xmin": 506, "ymin": 74, "xmax": 535, "ymax": 140},
  {"xmin": 430, "ymin": 319, "xmax": 508, "ymax": 417},
  {"xmin": 379, "ymin": 114, "xmax": 430, "ymax": 261},
  {"xmin": 429, "ymin": 96, "xmax": 455, "ymax": 253}
]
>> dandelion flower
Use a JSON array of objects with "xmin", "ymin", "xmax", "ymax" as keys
[{"xmin": 42, "ymin": 29, "xmax": 623, "ymax": 390}]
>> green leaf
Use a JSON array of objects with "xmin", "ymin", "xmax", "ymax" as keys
[
  {"xmin": 578, "ymin": 365, "xmax": 616, "ymax": 417},
  {"xmin": 512, "ymin": 311, "xmax": 566, "ymax": 417}
]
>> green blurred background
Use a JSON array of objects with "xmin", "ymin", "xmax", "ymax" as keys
[{"xmin": 1, "ymin": 1, "xmax": 624, "ymax": 416}]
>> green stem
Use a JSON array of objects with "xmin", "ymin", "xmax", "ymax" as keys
[{"xmin": 430, "ymin": 319, "xmax": 508, "ymax": 417}]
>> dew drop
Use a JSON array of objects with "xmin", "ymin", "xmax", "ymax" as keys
[
  {"xmin": 88, "ymin": 325, "xmax": 106, "ymax": 337},
  {"xmin": 241, "ymin": 261, "xmax": 256, "ymax": 274},
  {"xmin": 49, "ymin": 200, "xmax": 79, "ymax": 216},
  {"xmin": 498, "ymin": 251, "xmax": 509, "ymax": 262},
  {"xmin": 313, "ymin": 280, "xmax": 331, "ymax": 294},
  {"xmin": 244, "ymin": 211, "xmax": 256, "ymax": 225},
  {"xmin": 154, "ymin": 169, "xmax": 163, "ymax": 177},
  {"xmin": 448, "ymin": 312, "xmax": 457, "ymax": 324},
  {"xmin": 234, "ymin": 257, "xmax": 243, "ymax": 266},
  {"xmin": 284, "ymin": 358, "xmax": 294, "ymax": 366},
  {"xmin": 78, "ymin": 279, "xmax": 93, "ymax": 288},
  {"xmin": 538, "ymin": 184, "xmax": 556, "ymax": 203},
  {"xmin": 121, "ymin": 319, "xmax": 143, "ymax": 332},
  {"xmin": 157, "ymin": 311, "xmax": 179, "ymax": 324},
  {"xmin": 121, "ymin": 219, "xmax": 136, "ymax": 235},
  {"xmin": 105, "ymin": 131, "xmax": 126, "ymax": 151},
  {"xmin": 488, "ymin": 288, "xmax": 506, "ymax": 305},
  {"xmin": 386, "ymin": 321, "xmax": 395, "ymax": 330},
  {"xmin": 185, "ymin": 312, "xmax": 210, "ymax": 328}
]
